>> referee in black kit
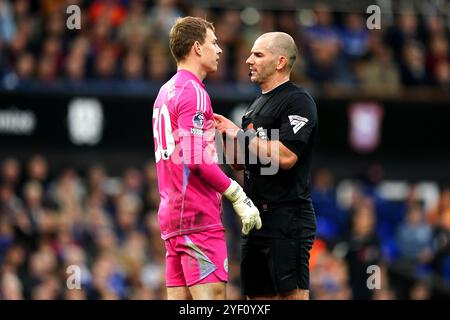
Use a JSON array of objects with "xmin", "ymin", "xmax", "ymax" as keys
[{"xmin": 215, "ymin": 32, "xmax": 318, "ymax": 300}]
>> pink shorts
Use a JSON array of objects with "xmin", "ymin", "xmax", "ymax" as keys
[{"xmin": 164, "ymin": 229, "xmax": 228, "ymax": 287}]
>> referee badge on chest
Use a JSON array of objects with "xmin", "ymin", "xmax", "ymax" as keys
[{"xmin": 256, "ymin": 127, "xmax": 268, "ymax": 140}]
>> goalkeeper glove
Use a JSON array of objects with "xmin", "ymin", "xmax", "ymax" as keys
[{"xmin": 223, "ymin": 180, "xmax": 262, "ymax": 235}]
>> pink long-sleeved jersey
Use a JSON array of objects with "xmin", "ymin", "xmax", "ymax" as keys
[{"xmin": 152, "ymin": 69, "xmax": 231, "ymax": 240}]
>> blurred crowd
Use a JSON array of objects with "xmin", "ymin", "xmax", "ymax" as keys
[
  {"xmin": 0, "ymin": 0, "xmax": 449, "ymax": 92},
  {"xmin": 310, "ymin": 166, "xmax": 450, "ymax": 300},
  {"xmin": 1, "ymin": 155, "xmax": 450, "ymax": 300},
  {"xmin": 0, "ymin": 155, "xmax": 168, "ymax": 299}
]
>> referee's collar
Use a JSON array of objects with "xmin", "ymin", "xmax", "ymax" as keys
[{"xmin": 261, "ymin": 79, "xmax": 290, "ymax": 94}]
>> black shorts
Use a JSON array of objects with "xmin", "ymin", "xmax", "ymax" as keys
[{"xmin": 240, "ymin": 203, "xmax": 316, "ymax": 296}]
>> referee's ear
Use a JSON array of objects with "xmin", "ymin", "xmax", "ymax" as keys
[{"xmin": 276, "ymin": 55, "xmax": 289, "ymax": 72}]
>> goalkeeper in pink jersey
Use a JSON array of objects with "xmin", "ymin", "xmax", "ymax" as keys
[{"xmin": 152, "ymin": 16, "xmax": 261, "ymax": 300}]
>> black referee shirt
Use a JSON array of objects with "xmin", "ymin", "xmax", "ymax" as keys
[{"xmin": 241, "ymin": 81, "xmax": 318, "ymax": 205}]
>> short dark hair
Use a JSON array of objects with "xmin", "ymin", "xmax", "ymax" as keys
[{"xmin": 169, "ymin": 16, "xmax": 215, "ymax": 63}]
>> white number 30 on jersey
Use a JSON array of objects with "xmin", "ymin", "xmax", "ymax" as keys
[{"xmin": 152, "ymin": 104, "xmax": 175, "ymax": 163}]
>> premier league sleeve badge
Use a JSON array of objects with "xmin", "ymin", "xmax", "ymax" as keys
[{"xmin": 192, "ymin": 111, "xmax": 204, "ymax": 128}]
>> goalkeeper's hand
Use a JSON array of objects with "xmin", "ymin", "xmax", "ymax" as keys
[{"xmin": 223, "ymin": 180, "xmax": 262, "ymax": 235}]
